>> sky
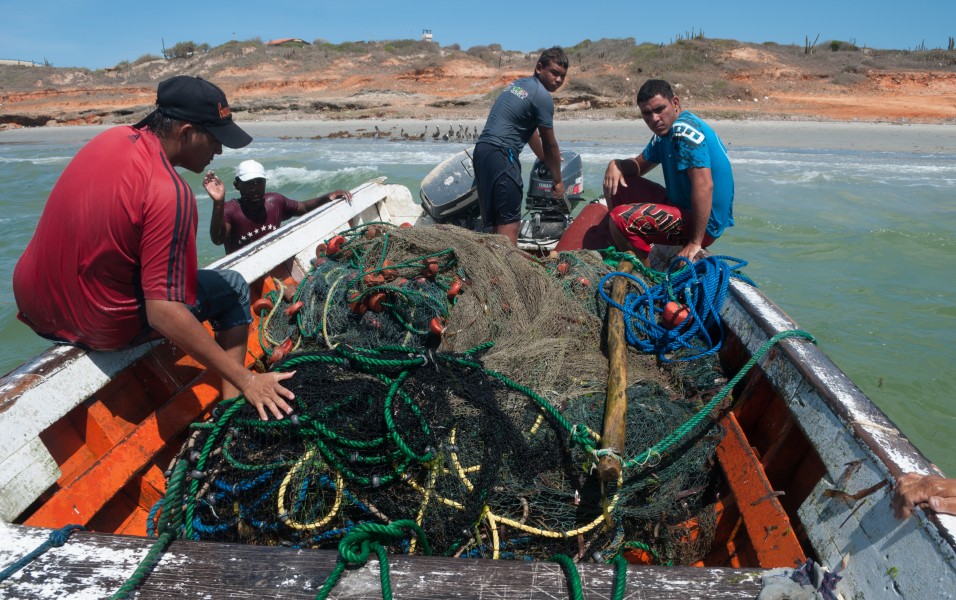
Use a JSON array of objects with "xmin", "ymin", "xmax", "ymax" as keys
[{"xmin": 2, "ymin": 0, "xmax": 954, "ymax": 70}]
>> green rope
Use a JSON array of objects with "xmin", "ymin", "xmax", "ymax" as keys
[
  {"xmin": 548, "ymin": 551, "xmax": 629, "ymax": 600},
  {"xmin": 601, "ymin": 247, "xmax": 669, "ymax": 284},
  {"xmin": 314, "ymin": 519, "xmax": 430, "ymax": 600},
  {"xmin": 549, "ymin": 554, "xmax": 585, "ymax": 600},
  {"xmin": 623, "ymin": 329, "xmax": 815, "ymax": 471},
  {"xmin": 611, "ymin": 553, "xmax": 628, "ymax": 599},
  {"xmin": 109, "ymin": 457, "xmax": 189, "ymax": 599}
]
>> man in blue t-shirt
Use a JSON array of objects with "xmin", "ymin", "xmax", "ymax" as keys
[
  {"xmin": 474, "ymin": 47, "xmax": 569, "ymax": 245},
  {"xmin": 603, "ymin": 79, "xmax": 734, "ymax": 266}
]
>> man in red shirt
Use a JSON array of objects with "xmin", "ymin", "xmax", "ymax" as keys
[
  {"xmin": 13, "ymin": 76, "xmax": 295, "ymax": 421},
  {"xmin": 208, "ymin": 159, "xmax": 352, "ymax": 254}
]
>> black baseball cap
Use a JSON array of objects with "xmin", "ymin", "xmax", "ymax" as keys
[{"xmin": 135, "ymin": 76, "xmax": 252, "ymax": 149}]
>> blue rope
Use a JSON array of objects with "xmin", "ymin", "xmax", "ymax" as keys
[
  {"xmin": 146, "ymin": 499, "xmax": 164, "ymax": 538},
  {"xmin": 599, "ymin": 255, "xmax": 753, "ymax": 363},
  {"xmin": 0, "ymin": 524, "xmax": 85, "ymax": 583}
]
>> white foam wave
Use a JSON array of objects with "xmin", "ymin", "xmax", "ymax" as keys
[
  {"xmin": 0, "ymin": 155, "xmax": 72, "ymax": 165},
  {"xmin": 266, "ymin": 165, "xmax": 374, "ymax": 187}
]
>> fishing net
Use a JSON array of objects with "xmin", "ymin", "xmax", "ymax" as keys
[{"xmin": 160, "ymin": 223, "xmax": 729, "ymax": 566}]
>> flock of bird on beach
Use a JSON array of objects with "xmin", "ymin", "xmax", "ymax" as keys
[{"xmin": 296, "ymin": 124, "xmax": 481, "ymax": 142}]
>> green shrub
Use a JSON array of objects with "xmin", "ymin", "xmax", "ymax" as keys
[
  {"xmin": 134, "ymin": 53, "xmax": 162, "ymax": 65},
  {"xmin": 829, "ymin": 40, "xmax": 860, "ymax": 51},
  {"xmin": 166, "ymin": 41, "xmax": 199, "ymax": 59}
]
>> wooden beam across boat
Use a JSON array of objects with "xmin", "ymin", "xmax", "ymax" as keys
[{"xmin": 0, "ymin": 523, "xmax": 766, "ymax": 599}]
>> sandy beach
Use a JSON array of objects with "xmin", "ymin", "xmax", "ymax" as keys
[{"xmin": 3, "ymin": 119, "xmax": 956, "ymax": 155}]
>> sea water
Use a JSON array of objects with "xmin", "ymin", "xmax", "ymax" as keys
[{"xmin": 1, "ymin": 129, "xmax": 954, "ymax": 475}]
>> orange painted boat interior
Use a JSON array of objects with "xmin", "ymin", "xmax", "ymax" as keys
[{"xmin": 16, "ymin": 262, "xmax": 825, "ymax": 569}]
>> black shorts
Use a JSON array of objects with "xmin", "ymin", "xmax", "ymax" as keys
[{"xmin": 473, "ymin": 142, "xmax": 523, "ymax": 226}]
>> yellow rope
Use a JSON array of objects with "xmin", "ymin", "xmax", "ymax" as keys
[
  {"xmin": 447, "ymin": 428, "xmax": 478, "ymax": 493},
  {"xmin": 260, "ymin": 293, "xmax": 282, "ymax": 346},
  {"xmin": 489, "ymin": 473, "xmax": 623, "ymax": 539},
  {"xmin": 409, "ymin": 462, "xmax": 439, "ymax": 554},
  {"xmin": 276, "ymin": 448, "xmax": 344, "ymax": 531},
  {"xmin": 403, "ymin": 474, "xmax": 465, "ymax": 510},
  {"xmin": 321, "ymin": 273, "xmax": 348, "ymax": 349},
  {"xmin": 528, "ymin": 413, "xmax": 545, "ymax": 436},
  {"xmin": 399, "ymin": 430, "xmax": 625, "ymax": 541},
  {"xmin": 484, "ymin": 508, "xmax": 501, "ymax": 560}
]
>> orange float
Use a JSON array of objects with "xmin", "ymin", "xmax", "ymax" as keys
[
  {"xmin": 662, "ymin": 301, "xmax": 692, "ymax": 329},
  {"xmin": 381, "ymin": 260, "xmax": 398, "ymax": 280},
  {"xmin": 422, "ymin": 258, "xmax": 440, "ymax": 277},
  {"xmin": 363, "ymin": 272, "xmax": 386, "ymax": 287},
  {"xmin": 367, "ymin": 293, "xmax": 386, "ymax": 313},
  {"xmin": 326, "ymin": 235, "xmax": 345, "ymax": 256},
  {"xmin": 252, "ymin": 298, "xmax": 274, "ymax": 316},
  {"xmin": 446, "ymin": 277, "xmax": 462, "ymax": 300},
  {"xmin": 284, "ymin": 301, "xmax": 304, "ymax": 317},
  {"xmin": 268, "ymin": 337, "xmax": 294, "ymax": 365}
]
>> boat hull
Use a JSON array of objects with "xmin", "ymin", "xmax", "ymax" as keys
[{"xmin": 1, "ymin": 180, "xmax": 953, "ymax": 598}]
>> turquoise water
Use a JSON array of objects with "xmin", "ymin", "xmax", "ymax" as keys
[{"xmin": 1, "ymin": 131, "xmax": 954, "ymax": 475}]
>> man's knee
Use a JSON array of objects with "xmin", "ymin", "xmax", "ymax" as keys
[
  {"xmin": 608, "ymin": 176, "xmax": 668, "ymax": 208},
  {"xmin": 193, "ymin": 269, "xmax": 252, "ymax": 331}
]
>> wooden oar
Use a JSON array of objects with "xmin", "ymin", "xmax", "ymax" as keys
[{"xmin": 598, "ymin": 256, "xmax": 634, "ymax": 482}]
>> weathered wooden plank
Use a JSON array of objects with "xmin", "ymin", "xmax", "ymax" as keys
[
  {"xmin": 0, "ymin": 343, "xmax": 159, "ymax": 470},
  {"xmin": 0, "ymin": 438, "xmax": 59, "ymax": 522},
  {"xmin": 0, "ymin": 523, "xmax": 764, "ymax": 599},
  {"xmin": 715, "ymin": 413, "xmax": 806, "ymax": 567}
]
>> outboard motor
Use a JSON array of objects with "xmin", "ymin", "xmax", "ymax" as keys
[
  {"xmin": 518, "ymin": 150, "xmax": 584, "ymax": 249},
  {"xmin": 419, "ymin": 148, "xmax": 483, "ymax": 231},
  {"xmin": 419, "ymin": 148, "xmax": 584, "ymax": 250}
]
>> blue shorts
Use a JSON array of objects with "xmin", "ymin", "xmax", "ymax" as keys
[
  {"xmin": 189, "ymin": 269, "xmax": 253, "ymax": 331},
  {"xmin": 474, "ymin": 142, "xmax": 523, "ymax": 226},
  {"xmin": 43, "ymin": 268, "xmax": 253, "ymax": 351}
]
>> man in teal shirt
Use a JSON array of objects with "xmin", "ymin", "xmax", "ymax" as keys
[{"xmin": 603, "ymin": 79, "xmax": 734, "ymax": 266}]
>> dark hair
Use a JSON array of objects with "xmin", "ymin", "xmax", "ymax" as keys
[
  {"xmin": 536, "ymin": 46, "xmax": 569, "ymax": 70},
  {"xmin": 637, "ymin": 79, "xmax": 675, "ymax": 104},
  {"xmin": 135, "ymin": 108, "xmax": 186, "ymax": 139}
]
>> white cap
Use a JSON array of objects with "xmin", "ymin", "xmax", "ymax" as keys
[{"xmin": 235, "ymin": 160, "xmax": 267, "ymax": 182}]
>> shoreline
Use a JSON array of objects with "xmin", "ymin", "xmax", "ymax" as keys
[{"xmin": 2, "ymin": 118, "xmax": 955, "ymax": 154}]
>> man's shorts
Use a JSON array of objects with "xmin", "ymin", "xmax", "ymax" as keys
[
  {"xmin": 189, "ymin": 269, "xmax": 253, "ymax": 331},
  {"xmin": 609, "ymin": 203, "xmax": 716, "ymax": 253},
  {"xmin": 473, "ymin": 142, "xmax": 523, "ymax": 226}
]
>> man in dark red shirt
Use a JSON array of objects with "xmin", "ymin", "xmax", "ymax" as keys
[
  {"xmin": 13, "ymin": 76, "xmax": 295, "ymax": 421},
  {"xmin": 209, "ymin": 159, "xmax": 352, "ymax": 254}
]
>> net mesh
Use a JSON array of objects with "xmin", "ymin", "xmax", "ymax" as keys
[{"xmin": 164, "ymin": 223, "xmax": 727, "ymax": 565}]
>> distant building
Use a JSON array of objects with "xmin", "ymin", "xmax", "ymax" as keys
[
  {"xmin": 421, "ymin": 29, "xmax": 433, "ymax": 42},
  {"xmin": 267, "ymin": 38, "xmax": 311, "ymax": 47}
]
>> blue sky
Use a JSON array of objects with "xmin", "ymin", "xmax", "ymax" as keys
[{"xmin": 3, "ymin": 0, "xmax": 954, "ymax": 69}]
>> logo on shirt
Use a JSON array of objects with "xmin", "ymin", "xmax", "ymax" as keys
[
  {"xmin": 672, "ymin": 123, "xmax": 705, "ymax": 145},
  {"xmin": 238, "ymin": 224, "xmax": 278, "ymax": 246},
  {"xmin": 508, "ymin": 84, "xmax": 529, "ymax": 100}
]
